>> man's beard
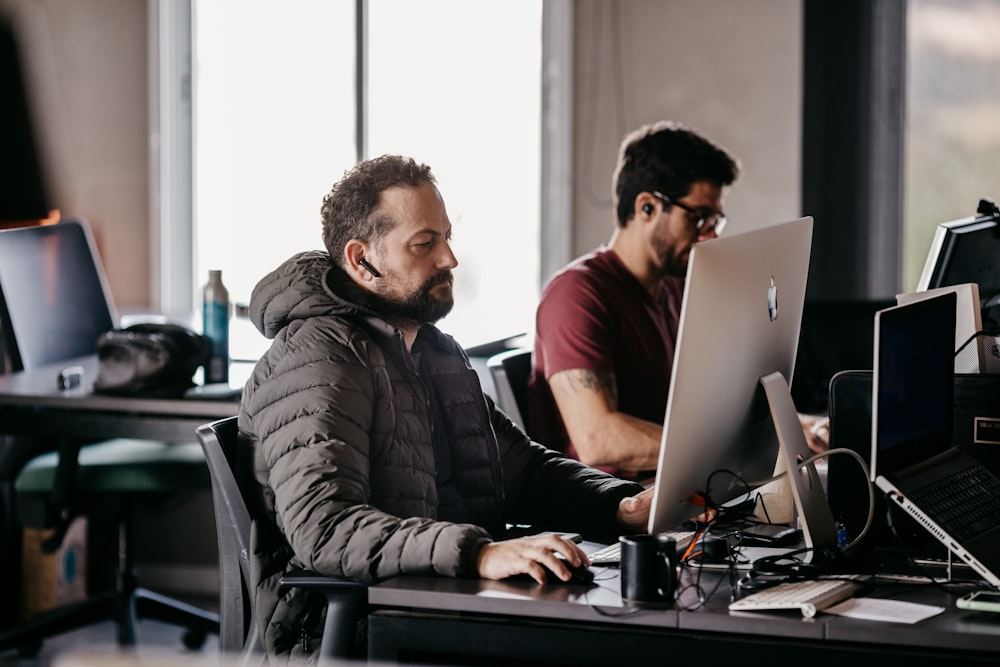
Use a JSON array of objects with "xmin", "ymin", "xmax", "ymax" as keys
[
  {"xmin": 369, "ymin": 270, "xmax": 455, "ymax": 327},
  {"xmin": 660, "ymin": 248, "xmax": 688, "ymax": 279}
]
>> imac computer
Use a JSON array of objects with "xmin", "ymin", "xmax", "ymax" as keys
[
  {"xmin": 916, "ymin": 197, "xmax": 1000, "ymax": 330},
  {"xmin": 647, "ymin": 216, "xmax": 837, "ymax": 552}
]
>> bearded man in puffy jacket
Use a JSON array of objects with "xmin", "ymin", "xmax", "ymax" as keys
[{"xmin": 238, "ymin": 154, "xmax": 653, "ymax": 663}]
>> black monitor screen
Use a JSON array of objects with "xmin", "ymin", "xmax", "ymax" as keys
[
  {"xmin": 917, "ymin": 198, "xmax": 1000, "ymax": 329},
  {"xmin": 0, "ymin": 219, "xmax": 116, "ymax": 371}
]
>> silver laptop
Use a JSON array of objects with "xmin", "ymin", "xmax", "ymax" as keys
[{"xmin": 872, "ymin": 291, "xmax": 1000, "ymax": 588}]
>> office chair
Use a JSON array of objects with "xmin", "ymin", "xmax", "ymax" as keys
[
  {"xmin": 0, "ymin": 218, "xmax": 219, "ymax": 656},
  {"xmin": 196, "ymin": 417, "xmax": 367, "ymax": 662},
  {"xmin": 487, "ymin": 347, "xmax": 533, "ymax": 434}
]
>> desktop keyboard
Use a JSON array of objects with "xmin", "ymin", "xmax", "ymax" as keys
[
  {"xmin": 728, "ymin": 578, "xmax": 864, "ymax": 618},
  {"xmin": 588, "ymin": 529, "xmax": 696, "ymax": 565}
]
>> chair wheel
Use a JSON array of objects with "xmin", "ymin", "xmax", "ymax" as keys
[
  {"xmin": 16, "ymin": 640, "xmax": 42, "ymax": 658},
  {"xmin": 182, "ymin": 629, "xmax": 207, "ymax": 650}
]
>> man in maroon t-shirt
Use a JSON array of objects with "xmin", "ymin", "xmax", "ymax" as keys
[
  {"xmin": 528, "ymin": 122, "xmax": 828, "ymax": 482},
  {"xmin": 529, "ymin": 121, "xmax": 738, "ymax": 481}
]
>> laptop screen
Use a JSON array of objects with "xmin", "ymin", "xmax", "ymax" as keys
[
  {"xmin": 0, "ymin": 218, "xmax": 117, "ymax": 371},
  {"xmin": 872, "ymin": 291, "xmax": 956, "ymax": 478}
]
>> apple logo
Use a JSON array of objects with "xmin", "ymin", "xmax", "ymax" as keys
[{"xmin": 767, "ymin": 276, "xmax": 778, "ymax": 321}]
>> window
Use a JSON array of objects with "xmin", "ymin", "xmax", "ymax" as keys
[
  {"xmin": 903, "ymin": 0, "xmax": 1000, "ymax": 292},
  {"xmin": 189, "ymin": 0, "xmax": 542, "ymax": 354}
]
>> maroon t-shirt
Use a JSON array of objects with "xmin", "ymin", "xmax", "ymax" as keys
[{"xmin": 527, "ymin": 248, "xmax": 684, "ymax": 480}]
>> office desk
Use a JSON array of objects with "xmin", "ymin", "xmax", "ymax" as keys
[
  {"xmin": 0, "ymin": 355, "xmax": 250, "ymax": 628},
  {"xmin": 367, "ymin": 562, "xmax": 1000, "ymax": 665},
  {"xmin": 0, "ymin": 355, "xmax": 249, "ymax": 444}
]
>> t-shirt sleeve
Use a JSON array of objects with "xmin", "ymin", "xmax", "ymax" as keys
[{"xmin": 535, "ymin": 269, "xmax": 615, "ymax": 379}]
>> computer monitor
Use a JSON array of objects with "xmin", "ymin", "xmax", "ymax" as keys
[
  {"xmin": 916, "ymin": 197, "xmax": 1000, "ymax": 329},
  {"xmin": 647, "ymin": 217, "xmax": 828, "ymax": 542},
  {"xmin": 0, "ymin": 218, "xmax": 117, "ymax": 372}
]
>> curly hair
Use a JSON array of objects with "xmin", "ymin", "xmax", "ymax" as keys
[
  {"xmin": 320, "ymin": 155, "xmax": 436, "ymax": 265},
  {"xmin": 612, "ymin": 121, "xmax": 740, "ymax": 228}
]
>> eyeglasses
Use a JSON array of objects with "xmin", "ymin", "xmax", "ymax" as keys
[{"xmin": 651, "ymin": 191, "xmax": 727, "ymax": 236}]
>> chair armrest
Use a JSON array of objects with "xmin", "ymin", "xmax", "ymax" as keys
[
  {"xmin": 278, "ymin": 569, "xmax": 367, "ymax": 659},
  {"xmin": 279, "ymin": 568, "xmax": 367, "ymax": 593}
]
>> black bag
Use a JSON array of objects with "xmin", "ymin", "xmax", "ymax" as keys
[{"xmin": 94, "ymin": 323, "xmax": 210, "ymax": 398}]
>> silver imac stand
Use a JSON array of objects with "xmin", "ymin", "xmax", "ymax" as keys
[{"xmin": 759, "ymin": 371, "xmax": 839, "ymax": 560}]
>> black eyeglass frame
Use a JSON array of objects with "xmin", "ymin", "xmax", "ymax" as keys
[{"xmin": 651, "ymin": 190, "xmax": 727, "ymax": 236}]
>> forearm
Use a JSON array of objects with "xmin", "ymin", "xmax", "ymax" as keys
[{"xmin": 570, "ymin": 412, "xmax": 662, "ymax": 472}]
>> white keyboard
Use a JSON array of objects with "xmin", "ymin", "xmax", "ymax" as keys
[
  {"xmin": 728, "ymin": 578, "xmax": 863, "ymax": 618},
  {"xmin": 588, "ymin": 530, "xmax": 696, "ymax": 565}
]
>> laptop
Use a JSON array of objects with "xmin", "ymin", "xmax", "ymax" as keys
[
  {"xmin": 872, "ymin": 291, "xmax": 1000, "ymax": 588},
  {"xmin": 0, "ymin": 218, "xmax": 117, "ymax": 372}
]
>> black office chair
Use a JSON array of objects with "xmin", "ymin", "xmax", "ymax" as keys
[
  {"xmin": 487, "ymin": 347, "xmax": 533, "ymax": 434},
  {"xmin": 195, "ymin": 417, "xmax": 367, "ymax": 662},
  {"xmin": 0, "ymin": 218, "xmax": 219, "ymax": 656}
]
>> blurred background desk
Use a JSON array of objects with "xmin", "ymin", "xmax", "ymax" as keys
[
  {"xmin": 367, "ymin": 562, "xmax": 1000, "ymax": 665},
  {"xmin": 0, "ymin": 355, "xmax": 249, "ymax": 443},
  {"xmin": 0, "ymin": 356, "xmax": 251, "ymax": 632}
]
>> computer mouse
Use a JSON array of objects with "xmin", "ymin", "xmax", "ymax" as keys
[
  {"xmin": 544, "ymin": 562, "xmax": 595, "ymax": 585},
  {"xmin": 507, "ymin": 562, "xmax": 596, "ymax": 585}
]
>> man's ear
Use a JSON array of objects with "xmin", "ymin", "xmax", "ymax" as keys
[
  {"xmin": 635, "ymin": 192, "xmax": 659, "ymax": 223},
  {"xmin": 344, "ymin": 240, "xmax": 377, "ymax": 281}
]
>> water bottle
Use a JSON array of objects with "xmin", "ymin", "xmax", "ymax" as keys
[{"xmin": 202, "ymin": 269, "xmax": 230, "ymax": 384}]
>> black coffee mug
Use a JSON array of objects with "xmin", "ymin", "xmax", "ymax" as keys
[{"xmin": 620, "ymin": 534, "xmax": 677, "ymax": 605}]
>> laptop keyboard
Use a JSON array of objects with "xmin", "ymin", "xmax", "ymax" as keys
[{"xmin": 910, "ymin": 465, "xmax": 1000, "ymax": 541}]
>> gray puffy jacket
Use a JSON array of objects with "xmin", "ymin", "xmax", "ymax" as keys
[{"xmin": 238, "ymin": 251, "xmax": 643, "ymax": 663}]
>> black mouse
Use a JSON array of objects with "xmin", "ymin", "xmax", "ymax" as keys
[
  {"xmin": 507, "ymin": 562, "xmax": 595, "ymax": 585},
  {"xmin": 543, "ymin": 562, "xmax": 595, "ymax": 585}
]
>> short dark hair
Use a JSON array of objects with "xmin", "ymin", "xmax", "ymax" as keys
[
  {"xmin": 321, "ymin": 154, "xmax": 436, "ymax": 265},
  {"xmin": 612, "ymin": 121, "xmax": 740, "ymax": 228}
]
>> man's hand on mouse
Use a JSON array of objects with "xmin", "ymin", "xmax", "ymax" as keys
[{"xmin": 475, "ymin": 533, "xmax": 590, "ymax": 584}]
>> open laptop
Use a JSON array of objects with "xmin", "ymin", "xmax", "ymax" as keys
[
  {"xmin": 872, "ymin": 291, "xmax": 1000, "ymax": 588},
  {"xmin": 0, "ymin": 218, "xmax": 117, "ymax": 372}
]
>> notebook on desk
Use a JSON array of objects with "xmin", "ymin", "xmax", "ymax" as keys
[{"xmin": 871, "ymin": 292, "xmax": 1000, "ymax": 588}]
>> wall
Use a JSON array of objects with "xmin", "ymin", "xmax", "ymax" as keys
[
  {"xmin": 570, "ymin": 0, "xmax": 803, "ymax": 259},
  {"xmin": 1, "ymin": 0, "xmax": 151, "ymax": 311},
  {"xmin": 5, "ymin": 0, "xmax": 803, "ymax": 308}
]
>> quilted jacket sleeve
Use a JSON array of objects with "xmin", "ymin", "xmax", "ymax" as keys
[{"xmin": 489, "ymin": 395, "xmax": 645, "ymax": 534}]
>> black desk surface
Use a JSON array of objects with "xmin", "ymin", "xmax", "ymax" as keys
[
  {"xmin": 0, "ymin": 355, "xmax": 248, "ymax": 442},
  {"xmin": 367, "ymin": 543, "xmax": 1000, "ymax": 665}
]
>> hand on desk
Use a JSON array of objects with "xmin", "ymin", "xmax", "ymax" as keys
[{"xmin": 475, "ymin": 533, "xmax": 590, "ymax": 584}]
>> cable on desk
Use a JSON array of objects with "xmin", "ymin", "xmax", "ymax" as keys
[{"xmin": 749, "ymin": 446, "xmax": 876, "ymax": 555}]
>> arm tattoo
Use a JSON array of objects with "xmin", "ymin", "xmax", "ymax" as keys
[{"xmin": 561, "ymin": 369, "xmax": 618, "ymax": 406}]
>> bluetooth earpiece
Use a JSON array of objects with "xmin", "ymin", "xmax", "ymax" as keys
[
  {"xmin": 642, "ymin": 203, "xmax": 654, "ymax": 215},
  {"xmin": 358, "ymin": 257, "xmax": 381, "ymax": 278}
]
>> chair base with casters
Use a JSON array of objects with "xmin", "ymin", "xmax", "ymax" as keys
[
  {"xmin": 196, "ymin": 417, "xmax": 367, "ymax": 663},
  {"xmin": 0, "ymin": 439, "xmax": 220, "ymax": 657}
]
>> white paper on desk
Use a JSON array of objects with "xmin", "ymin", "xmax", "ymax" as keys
[{"xmin": 824, "ymin": 598, "xmax": 945, "ymax": 624}]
